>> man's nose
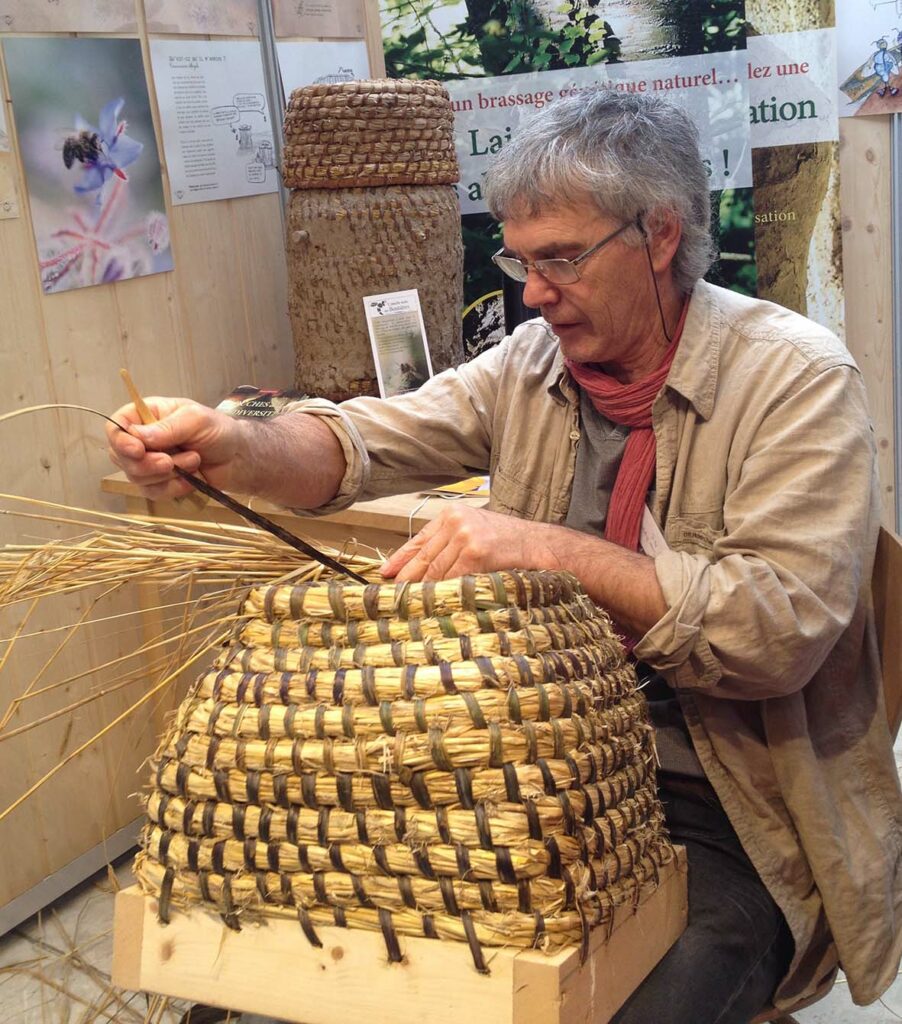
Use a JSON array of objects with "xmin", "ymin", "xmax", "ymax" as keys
[{"xmin": 522, "ymin": 268, "xmax": 560, "ymax": 308}]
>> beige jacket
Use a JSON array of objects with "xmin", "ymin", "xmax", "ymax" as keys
[{"xmin": 293, "ymin": 280, "xmax": 902, "ymax": 1008}]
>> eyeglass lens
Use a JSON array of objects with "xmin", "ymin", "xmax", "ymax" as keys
[{"xmin": 493, "ymin": 256, "xmax": 580, "ymax": 284}]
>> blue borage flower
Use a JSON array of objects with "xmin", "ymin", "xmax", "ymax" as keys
[{"xmin": 72, "ymin": 97, "xmax": 143, "ymax": 195}]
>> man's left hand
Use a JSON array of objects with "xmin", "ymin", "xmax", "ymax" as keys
[{"xmin": 380, "ymin": 505, "xmax": 558, "ymax": 581}]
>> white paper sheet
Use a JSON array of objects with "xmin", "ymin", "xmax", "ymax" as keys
[
  {"xmin": 837, "ymin": 0, "xmax": 902, "ymax": 116},
  {"xmin": 277, "ymin": 39, "xmax": 371, "ymax": 98},
  {"xmin": 362, "ymin": 289, "xmax": 433, "ymax": 399},
  {"xmin": 746, "ymin": 30, "xmax": 838, "ymax": 145},
  {"xmin": 150, "ymin": 40, "xmax": 279, "ymax": 205}
]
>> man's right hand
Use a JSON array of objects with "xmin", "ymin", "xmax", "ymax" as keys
[{"xmin": 106, "ymin": 397, "xmax": 245, "ymax": 502}]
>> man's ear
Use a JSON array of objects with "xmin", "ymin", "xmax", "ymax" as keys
[{"xmin": 641, "ymin": 208, "xmax": 682, "ymax": 274}]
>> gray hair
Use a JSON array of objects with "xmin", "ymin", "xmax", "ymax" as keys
[{"xmin": 484, "ymin": 91, "xmax": 715, "ymax": 293}]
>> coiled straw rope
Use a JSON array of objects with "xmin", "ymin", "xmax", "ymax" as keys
[{"xmin": 135, "ymin": 569, "xmax": 674, "ymax": 972}]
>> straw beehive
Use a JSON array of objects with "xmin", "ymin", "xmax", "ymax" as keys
[
  {"xmin": 134, "ymin": 570, "xmax": 675, "ymax": 970},
  {"xmin": 283, "ymin": 79, "xmax": 464, "ymax": 401}
]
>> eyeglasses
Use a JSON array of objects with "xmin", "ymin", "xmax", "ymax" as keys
[{"xmin": 492, "ymin": 218, "xmax": 640, "ymax": 285}]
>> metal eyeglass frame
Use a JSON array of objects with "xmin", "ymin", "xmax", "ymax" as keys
[{"xmin": 491, "ymin": 217, "xmax": 641, "ymax": 284}]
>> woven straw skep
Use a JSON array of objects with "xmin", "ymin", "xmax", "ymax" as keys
[{"xmin": 135, "ymin": 569, "xmax": 674, "ymax": 970}]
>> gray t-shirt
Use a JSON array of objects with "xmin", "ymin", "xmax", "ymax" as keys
[{"xmin": 564, "ymin": 389, "xmax": 704, "ymax": 778}]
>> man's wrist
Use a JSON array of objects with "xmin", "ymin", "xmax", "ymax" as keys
[
  {"xmin": 531, "ymin": 521, "xmax": 666, "ymax": 633},
  {"xmin": 227, "ymin": 415, "xmax": 269, "ymax": 497}
]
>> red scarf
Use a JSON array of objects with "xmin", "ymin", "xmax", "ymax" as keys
[{"xmin": 565, "ymin": 302, "xmax": 689, "ymax": 552}]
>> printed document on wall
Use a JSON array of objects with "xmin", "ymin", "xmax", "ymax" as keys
[{"xmin": 150, "ymin": 39, "xmax": 279, "ymax": 205}]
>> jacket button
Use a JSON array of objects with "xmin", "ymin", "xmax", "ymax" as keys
[{"xmin": 569, "ymin": 431, "xmax": 580, "ymax": 441}]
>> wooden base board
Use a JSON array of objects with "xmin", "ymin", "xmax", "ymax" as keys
[{"xmin": 112, "ymin": 848, "xmax": 686, "ymax": 1024}]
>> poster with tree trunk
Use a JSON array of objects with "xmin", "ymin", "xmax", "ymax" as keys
[
  {"xmin": 379, "ymin": 0, "xmax": 840, "ymax": 355},
  {"xmin": 745, "ymin": 2, "xmax": 841, "ymax": 335}
]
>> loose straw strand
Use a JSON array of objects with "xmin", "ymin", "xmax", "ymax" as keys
[{"xmin": 0, "ymin": 630, "xmax": 227, "ymax": 826}]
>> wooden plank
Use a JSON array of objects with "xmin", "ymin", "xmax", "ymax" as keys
[
  {"xmin": 112, "ymin": 851, "xmax": 686, "ymax": 1024},
  {"xmin": 168, "ymin": 202, "xmax": 253, "ymax": 404},
  {"xmin": 1, "ymin": 817, "xmax": 139, "ymax": 939},
  {"xmin": 111, "ymin": 268, "xmax": 193, "ymax": 419},
  {"xmin": 0, "ymin": 64, "xmax": 103, "ymax": 904},
  {"xmin": 41, "ymin": 279, "xmax": 125, "ymax": 500},
  {"xmin": 364, "ymin": 0, "xmax": 387, "ymax": 77},
  {"xmin": 111, "ymin": 876, "xmax": 148, "ymax": 993},
  {"xmin": 112, "ymin": 892, "xmax": 516, "ymax": 1024},
  {"xmin": 839, "ymin": 117, "xmax": 896, "ymax": 526},
  {"xmin": 227, "ymin": 192, "xmax": 294, "ymax": 390},
  {"xmin": 0, "ymin": 153, "xmax": 18, "ymax": 219},
  {"xmin": 101, "ymin": 471, "xmax": 488, "ymax": 552},
  {"xmin": 513, "ymin": 849, "xmax": 688, "ymax": 1024}
]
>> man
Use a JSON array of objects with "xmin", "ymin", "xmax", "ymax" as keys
[{"xmin": 108, "ymin": 92, "xmax": 902, "ymax": 1022}]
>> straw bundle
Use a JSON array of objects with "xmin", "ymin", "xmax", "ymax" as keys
[
  {"xmin": 135, "ymin": 569, "xmax": 674, "ymax": 970},
  {"xmin": 0, "ymin": 494, "xmax": 384, "ymax": 831}
]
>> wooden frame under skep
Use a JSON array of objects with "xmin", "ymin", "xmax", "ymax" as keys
[{"xmin": 112, "ymin": 846, "xmax": 686, "ymax": 1024}]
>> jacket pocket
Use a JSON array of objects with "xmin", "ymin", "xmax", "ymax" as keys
[
  {"xmin": 490, "ymin": 462, "xmax": 544, "ymax": 519},
  {"xmin": 666, "ymin": 515, "xmax": 724, "ymax": 556}
]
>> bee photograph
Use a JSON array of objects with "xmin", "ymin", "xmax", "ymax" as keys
[
  {"xmin": 2, "ymin": 36, "xmax": 173, "ymax": 294},
  {"xmin": 61, "ymin": 130, "xmax": 103, "ymax": 170}
]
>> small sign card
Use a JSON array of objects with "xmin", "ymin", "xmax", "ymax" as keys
[
  {"xmin": 640, "ymin": 507, "xmax": 669, "ymax": 558},
  {"xmin": 362, "ymin": 289, "xmax": 433, "ymax": 399}
]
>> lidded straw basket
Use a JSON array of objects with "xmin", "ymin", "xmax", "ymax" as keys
[
  {"xmin": 135, "ymin": 570, "xmax": 675, "ymax": 971},
  {"xmin": 282, "ymin": 79, "xmax": 459, "ymax": 190},
  {"xmin": 283, "ymin": 79, "xmax": 464, "ymax": 401}
]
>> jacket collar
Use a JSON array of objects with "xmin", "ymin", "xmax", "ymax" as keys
[{"xmin": 548, "ymin": 279, "xmax": 721, "ymax": 421}]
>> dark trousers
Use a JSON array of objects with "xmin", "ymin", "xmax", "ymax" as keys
[{"xmin": 610, "ymin": 774, "xmax": 795, "ymax": 1024}]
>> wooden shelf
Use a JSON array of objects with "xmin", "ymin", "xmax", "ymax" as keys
[
  {"xmin": 101, "ymin": 472, "xmax": 487, "ymax": 553},
  {"xmin": 112, "ymin": 848, "xmax": 686, "ymax": 1024}
]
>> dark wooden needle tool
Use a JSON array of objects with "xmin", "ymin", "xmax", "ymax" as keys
[{"xmin": 119, "ymin": 369, "xmax": 370, "ymax": 585}]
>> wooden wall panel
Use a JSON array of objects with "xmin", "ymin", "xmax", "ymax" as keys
[
  {"xmin": 0, "ymin": 7, "xmax": 296, "ymax": 916},
  {"xmin": 230, "ymin": 193, "xmax": 294, "ymax": 390},
  {"xmin": 365, "ymin": 0, "xmax": 387, "ymax": 77},
  {"xmin": 839, "ymin": 116, "xmax": 897, "ymax": 527},
  {"xmin": 113, "ymin": 268, "xmax": 193, "ymax": 409}
]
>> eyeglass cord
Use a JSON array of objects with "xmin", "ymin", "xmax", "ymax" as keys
[{"xmin": 638, "ymin": 219, "xmax": 674, "ymax": 346}]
